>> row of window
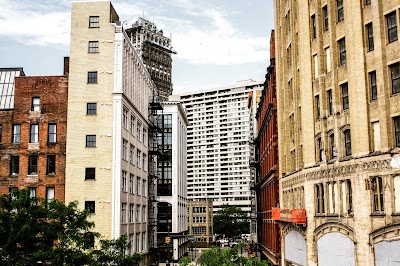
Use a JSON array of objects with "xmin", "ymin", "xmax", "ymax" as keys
[
  {"xmin": 313, "ymin": 62, "xmax": 400, "ymax": 119},
  {"xmin": 0, "ymin": 123, "xmax": 57, "ymax": 144},
  {"xmin": 121, "ymin": 171, "xmax": 147, "ymax": 196},
  {"xmin": 122, "ymin": 106, "xmax": 147, "ymax": 143},
  {"xmin": 310, "ymin": 1, "xmax": 397, "ymax": 45},
  {"xmin": 10, "ymin": 186, "xmax": 55, "ymax": 202},
  {"xmin": 10, "ymin": 155, "xmax": 56, "ymax": 176},
  {"xmin": 122, "ymin": 139, "xmax": 147, "ymax": 170}
]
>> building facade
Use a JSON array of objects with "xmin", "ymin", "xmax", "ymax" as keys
[
  {"xmin": 274, "ymin": 0, "xmax": 400, "ymax": 265},
  {"xmin": 125, "ymin": 18, "xmax": 176, "ymax": 101},
  {"xmin": 156, "ymin": 99, "xmax": 188, "ymax": 263},
  {"xmin": 66, "ymin": 1, "xmax": 157, "ymax": 263},
  {"xmin": 253, "ymin": 30, "xmax": 280, "ymax": 265},
  {"xmin": 0, "ymin": 68, "xmax": 68, "ymax": 202},
  {"xmin": 188, "ymin": 200, "xmax": 213, "ymax": 244},
  {"xmin": 177, "ymin": 80, "xmax": 263, "ymax": 214}
]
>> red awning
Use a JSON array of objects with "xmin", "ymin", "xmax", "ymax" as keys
[{"xmin": 271, "ymin": 207, "xmax": 307, "ymax": 226}]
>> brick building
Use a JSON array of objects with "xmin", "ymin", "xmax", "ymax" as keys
[
  {"xmin": 274, "ymin": 0, "xmax": 400, "ymax": 265},
  {"xmin": 0, "ymin": 67, "xmax": 68, "ymax": 202},
  {"xmin": 253, "ymin": 30, "xmax": 280, "ymax": 265}
]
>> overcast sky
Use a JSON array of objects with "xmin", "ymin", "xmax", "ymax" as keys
[{"xmin": 0, "ymin": 0, "xmax": 274, "ymax": 94}]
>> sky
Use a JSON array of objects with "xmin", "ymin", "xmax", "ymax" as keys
[{"xmin": 0, "ymin": 0, "xmax": 274, "ymax": 94}]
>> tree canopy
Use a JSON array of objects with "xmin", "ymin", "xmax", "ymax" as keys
[
  {"xmin": 0, "ymin": 189, "xmax": 142, "ymax": 266},
  {"xmin": 213, "ymin": 205, "xmax": 249, "ymax": 238}
]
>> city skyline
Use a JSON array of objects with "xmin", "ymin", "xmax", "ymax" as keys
[{"xmin": 0, "ymin": 0, "xmax": 274, "ymax": 94}]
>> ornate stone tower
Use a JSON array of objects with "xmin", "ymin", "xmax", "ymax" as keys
[{"xmin": 125, "ymin": 18, "xmax": 176, "ymax": 101}]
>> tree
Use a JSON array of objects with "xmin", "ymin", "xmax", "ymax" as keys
[
  {"xmin": 213, "ymin": 206, "xmax": 249, "ymax": 238},
  {"xmin": 178, "ymin": 256, "xmax": 192, "ymax": 266},
  {"xmin": 200, "ymin": 245, "xmax": 271, "ymax": 266},
  {"xmin": 0, "ymin": 189, "xmax": 142, "ymax": 266}
]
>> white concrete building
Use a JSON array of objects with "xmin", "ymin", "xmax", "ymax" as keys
[
  {"xmin": 66, "ymin": 1, "xmax": 155, "ymax": 263},
  {"xmin": 176, "ymin": 80, "xmax": 263, "ymax": 214},
  {"xmin": 156, "ymin": 98, "xmax": 188, "ymax": 263}
]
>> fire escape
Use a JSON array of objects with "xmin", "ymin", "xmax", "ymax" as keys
[
  {"xmin": 148, "ymin": 87, "xmax": 163, "ymax": 261},
  {"xmin": 249, "ymin": 134, "xmax": 260, "ymax": 239}
]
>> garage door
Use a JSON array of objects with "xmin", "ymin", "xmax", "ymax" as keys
[
  {"xmin": 317, "ymin": 232, "xmax": 355, "ymax": 266},
  {"xmin": 285, "ymin": 230, "xmax": 306, "ymax": 266},
  {"xmin": 375, "ymin": 240, "xmax": 400, "ymax": 265}
]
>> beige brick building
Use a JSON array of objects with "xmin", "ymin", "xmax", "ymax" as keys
[
  {"xmin": 274, "ymin": 0, "xmax": 400, "ymax": 265},
  {"xmin": 66, "ymin": 1, "xmax": 155, "ymax": 263}
]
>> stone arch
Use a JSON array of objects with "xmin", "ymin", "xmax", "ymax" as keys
[
  {"xmin": 369, "ymin": 222, "xmax": 400, "ymax": 245},
  {"xmin": 283, "ymin": 225, "xmax": 307, "ymax": 266},
  {"xmin": 314, "ymin": 221, "xmax": 356, "ymax": 243}
]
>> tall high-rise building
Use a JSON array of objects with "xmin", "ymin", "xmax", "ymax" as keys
[
  {"xmin": 155, "ymin": 99, "xmax": 188, "ymax": 263},
  {"xmin": 274, "ymin": 0, "xmax": 400, "ymax": 265},
  {"xmin": 253, "ymin": 30, "xmax": 280, "ymax": 265},
  {"xmin": 66, "ymin": 1, "xmax": 159, "ymax": 264},
  {"xmin": 125, "ymin": 18, "xmax": 176, "ymax": 101},
  {"xmin": 177, "ymin": 80, "xmax": 263, "ymax": 214}
]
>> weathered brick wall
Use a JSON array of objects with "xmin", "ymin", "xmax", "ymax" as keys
[{"xmin": 0, "ymin": 75, "xmax": 68, "ymax": 202}]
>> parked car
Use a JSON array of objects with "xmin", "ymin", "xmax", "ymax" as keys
[{"xmin": 229, "ymin": 241, "xmax": 238, "ymax": 248}]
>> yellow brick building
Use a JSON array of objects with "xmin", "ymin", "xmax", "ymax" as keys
[{"xmin": 274, "ymin": 0, "xmax": 400, "ymax": 265}]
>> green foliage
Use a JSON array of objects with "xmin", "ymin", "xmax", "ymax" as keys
[
  {"xmin": 213, "ymin": 206, "xmax": 249, "ymax": 238},
  {"xmin": 178, "ymin": 255, "xmax": 192, "ymax": 266},
  {"xmin": 200, "ymin": 246, "xmax": 271, "ymax": 266},
  {"xmin": 0, "ymin": 189, "xmax": 143, "ymax": 266}
]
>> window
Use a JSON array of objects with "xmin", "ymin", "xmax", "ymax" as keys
[
  {"xmin": 327, "ymin": 89, "xmax": 333, "ymax": 115},
  {"xmin": 130, "ymin": 144, "xmax": 135, "ymax": 165},
  {"xmin": 329, "ymin": 133, "xmax": 336, "ymax": 159},
  {"xmin": 387, "ymin": 11, "xmax": 398, "ymax": 43},
  {"xmin": 129, "ymin": 174, "xmax": 134, "ymax": 193},
  {"xmin": 313, "ymin": 54, "xmax": 318, "ymax": 78},
  {"xmin": 323, "ymin": 5, "xmax": 329, "ymax": 31},
  {"xmin": 338, "ymin": 37, "xmax": 346, "ymax": 65},
  {"xmin": 136, "ymin": 205, "xmax": 140, "ymax": 222},
  {"xmin": 394, "ymin": 176, "xmax": 400, "ymax": 213},
  {"xmin": 86, "ymin": 135, "xmax": 96, "ymax": 147},
  {"xmin": 328, "ymin": 182, "xmax": 337, "ymax": 214},
  {"xmin": 87, "ymin": 103, "xmax": 97, "ymax": 115},
  {"xmin": 371, "ymin": 176, "xmax": 384, "ymax": 212},
  {"xmin": 89, "ymin": 16, "xmax": 99, "ymax": 28},
  {"xmin": 394, "ymin": 116, "xmax": 400, "ymax": 147},
  {"xmin": 88, "ymin": 41, "xmax": 99, "ymax": 53},
  {"xmin": 122, "ymin": 170, "xmax": 127, "ymax": 192},
  {"xmin": 87, "ymin": 71, "xmax": 97, "ymax": 84},
  {"xmin": 341, "ymin": 83, "xmax": 349, "ymax": 110},
  {"xmin": 121, "ymin": 203, "xmax": 127, "ymax": 223},
  {"xmin": 137, "ymin": 149, "xmax": 141, "ymax": 168},
  {"xmin": 344, "ymin": 129, "xmax": 352, "ymax": 156},
  {"xmin": 390, "ymin": 62, "xmax": 400, "ymax": 94},
  {"xmin": 325, "ymin": 47, "xmax": 331, "ymax": 72},
  {"xmin": 85, "ymin": 168, "xmax": 96, "ymax": 180},
  {"xmin": 122, "ymin": 139, "xmax": 128, "ymax": 161},
  {"xmin": 28, "ymin": 156, "xmax": 38, "ymax": 175},
  {"xmin": 29, "ymin": 187, "xmax": 36, "ymax": 198},
  {"xmin": 129, "ymin": 204, "xmax": 134, "ymax": 223},
  {"xmin": 337, "ymin": 0, "xmax": 344, "ymax": 22},
  {"xmin": 0, "ymin": 124, "xmax": 2, "ymax": 143},
  {"xmin": 365, "ymin": 0, "xmax": 371, "ymax": 5},
  {"xmin": 311, "ymin": 14, "xmax": 316, "ymax": 39},
  {"xmin": 137, "ymin": 121, "xmax": 142, "ymax": 142},
  {"xmin": 142, "ymin": 206, "xmax": 146, "ymax": 222},
  {"xmin": 287, "ymin": 44, "xmax": 291, "ymax": 67},
  {"xmin": 85, "ymin": 201, "xmax": 95, "ymax": 213},
  {"xmin": 143, "ymin": 154, "xmax": 147, "ymax": 172},
  {"xmin": 317, "ymin": 137, "xmax": 324, "ymax": 162},
  {"xmin": 46, "ymin": 187, "xmax": 55, "ymax": 203},
  {"xmin": 136, "ymin": 177, "xmax": 141, "ymax": 195},
  {"xmin": 368, "ymin": 71, "xmax": 377, "ymax": 101},
  {"xmin": 130, "ymin": 115, "xmax": 135, "ymax": 135},
  {"xmin": 142, "ymin": 180, "xmax": 146, "ymax": 197},
  {"xmin": 315, "ymin": 95, "xmax": 320, "ymax": 119},
  {"xmin": 143, "ymin": 128, "xmax": 147, "ymax": 146},
  {"xmin": 31, "ymin": 97, "xmax": 40, "ymax": 111},
  {"xmin": 316, "ymin": 183, "xmax": 325, "ymax": 214},
  {"xmin": 10, "ymin": 156, "xmax": 19, "ymax": 175},
  {"xmin": 366, "ymin": 23, "xmax": 374, "ymax": 52},
  {"xmin": 372, "ymin": 121, "xmax": 381, "ymax": 151},
  {"xmin": 123, "ymin": 107, "xmax": 128, "ymax": 129},
  {"xmin": 48, "ymin": 124, "xmax": 57, "ymax": 143},
  {"xmin": 30, "ymin": 124, "xmax": 38, "ymax": 143},
  {"xmin": 47, "ymin": 155, "xmax": 56, "ymax": 175}
]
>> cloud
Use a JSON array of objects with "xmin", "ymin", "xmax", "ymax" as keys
[{"xmin": 0, "ymin": 0, "xmax": 70, "ymax": 46}]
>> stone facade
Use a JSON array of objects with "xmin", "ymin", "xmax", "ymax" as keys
[{"xmin": 274, "ymin": 0, "xmax": 400, "ymax": 265}]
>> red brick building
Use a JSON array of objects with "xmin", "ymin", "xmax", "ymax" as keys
[
  {"xmin": 255, "ymin": 30, "xmax": 280, "ymax": 265},
  {"xmin": 0, "ymin": 66, "xmax": 68, "ymax": 202}
]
